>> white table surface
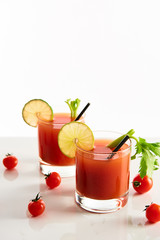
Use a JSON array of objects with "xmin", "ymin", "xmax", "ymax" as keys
[{"xmin": 0, "ymin": 137, "xmax": 160, "ymax": 240}]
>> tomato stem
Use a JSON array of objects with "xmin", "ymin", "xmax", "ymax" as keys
[
  {"xmin": 6, "ymin": 153, "xmax": 12, "ymax": 156},
  {"xmin": 45, "ymin": 173, "xmax": 51, "ymax": 179},
  {"xmin": 144, "ymin": 202, "xmax": 153, "ymax": 211},
  {"xmin": 32, "ymin": 192, "xmax": 41, "ymax": 202},
  {"xmin": 133, "ymin": 180, "xmax": 141, "ymax": 187}
]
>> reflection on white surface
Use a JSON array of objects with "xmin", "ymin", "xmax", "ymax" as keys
[
  {"xmin": 1, "ymin": 138, "xmax": 160, "ymax": 240},
  {"xmin": 75, "ymin": 208, "xmax": 128, "ymax": 240},
  {"xmin": 3, "ymin": 169, "xmax": 19, "ymax": 181}
]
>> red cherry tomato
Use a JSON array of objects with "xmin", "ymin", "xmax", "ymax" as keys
[
  {"xmin": 132, "ymin": 174, "xmax": 153, "ymax": 194},
  {"xmin": 28, "ymin": 193, "xmax": 45, "ymax": 217},
  {"xmin": 145, "ymin": 203, "xmax": 160, "ymax": 223},
  {"xmin": 45, "ymin": 172, "xmax": 61, "ymax": 189},
  {"xmin": 3, "ymin": 154, "xmax": 18, "ymax": 169}
]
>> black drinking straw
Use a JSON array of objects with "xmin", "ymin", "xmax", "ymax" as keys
[
  {"xmin": 74, "ymin": 103, "xmax": 90, "ymax": 121},
  {"xmin": 107, "ymin": 135, "xmax": 130, "ymax": 159}
]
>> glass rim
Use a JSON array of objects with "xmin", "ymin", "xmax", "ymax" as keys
[
  {"xmin": 75, "ymin": 130, "xmax": 132, "ymax": 156},
  {"xmin": 37, "ymin": 112, "xmax": 85, "ymax": 125}
]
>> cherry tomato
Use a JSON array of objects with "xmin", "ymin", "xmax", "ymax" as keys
[
  {"xmin": 132, "ymin": 174, "xmax": 153, "ymax": 194},
  {"xmin": 45, "ymin": 172, "xmax": 61, "ymax": 189},
  {"xmin": 28, "ymin": 193, "xmax": 45, "ymax": 217},
  {"xmin": 145, "ymin": 203, "xmax": 160, "ymax": 223},
  {"xmin": 3, "ymin": 154, "xmax": 18, "ymax": 169}
]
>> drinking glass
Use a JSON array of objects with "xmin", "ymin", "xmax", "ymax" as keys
[
  {"xmin": 38, "ymin": 113, "xmax": 84, "ymax": 177},
  {"xmin": 75, "ymin": 131, "xmax": 131, "ymax": 213}
]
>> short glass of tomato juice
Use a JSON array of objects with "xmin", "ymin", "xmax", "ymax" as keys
[
  {"xmin": 38, "ymin": 113, "xmax": 84, "ymax": 177},
  {"xmin": 75, "ymin": 131, "xmax": 131, "ymax": 213}
]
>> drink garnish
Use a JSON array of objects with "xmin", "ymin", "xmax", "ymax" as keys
[
  {"xmin": 22, "ymin": 99, "xmax": 53, "ymax": 127},
  {"xmin": 107, "ymin": 129, "xmax": 135, "ymax": 148},
  {"xmin": 75, "ymin": 103, "xmax": 90, "ymax": 121},
  {"xmin": 58, "ymin": 122, "xmax": 94, "ymax": 158},
  {"xmin": 65, "ymin": 98, "xmax": 81, "ymax": 119},
  {"xmin": 107, "ymin": 135, "xmax": 130, "ymax": 160},
  {"xmin": 107, "ymin": 129, "xmax": 160, "ymax": 178}
]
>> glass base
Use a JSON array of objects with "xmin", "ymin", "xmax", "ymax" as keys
[
  {"xmin": 75, "ymin": 191, "xmax": 129, "ymax": 213},
  {"xmin": 39, "ymin": 160, "xmax": 75, "ymax": 177}
]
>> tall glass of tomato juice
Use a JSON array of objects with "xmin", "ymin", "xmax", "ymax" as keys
[
  {"xmin": 75, "ymin": 131, "xmax": 131, "ymax": 213},
  {"xmin": 38, "ymin": 113, "xmax": 84, "ymax": 177}
]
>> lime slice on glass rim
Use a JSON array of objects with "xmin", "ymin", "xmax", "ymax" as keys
[
  {"xmin": 58, "ymin": 122, "xmax": 94, "ymax": 158},
  {"xmin": 22, "ymin": 99, "xmax": 53, "ymax": 127}
]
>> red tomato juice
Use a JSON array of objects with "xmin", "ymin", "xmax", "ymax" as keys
[
  {"xmin": 76, "ymin": 139, "xmax": 131, "ymax": 200},
  {"xmin": 38, "ymin": 113, "xmax": 75, "ymax": 166}
]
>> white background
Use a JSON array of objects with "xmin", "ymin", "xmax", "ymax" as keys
[{"xmin": 0, "ymin": 0, "xmax": 160, "ymax": 137}]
